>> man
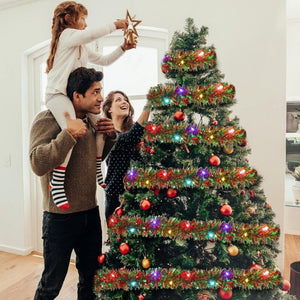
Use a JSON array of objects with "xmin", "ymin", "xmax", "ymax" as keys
[{"xmin": 30, "ymin": 67, "xmax": 117, "ymax": 300}]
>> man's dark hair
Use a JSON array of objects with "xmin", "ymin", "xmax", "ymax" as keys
[{"xmin": 67, "ymin": 67, "xmax": 103, "ymax": 101}]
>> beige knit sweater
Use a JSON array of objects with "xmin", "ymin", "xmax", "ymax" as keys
[{"xmin": 29, "ymin": 110, "xmax": 117, "ymax": 214}]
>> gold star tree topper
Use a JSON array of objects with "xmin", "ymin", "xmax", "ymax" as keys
[{"xmin": 124, "ymin": 10, "xmax": 142, "ymax": 44}]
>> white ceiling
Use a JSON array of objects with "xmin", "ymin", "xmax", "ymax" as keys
[{"xmin": 1, "ymin": 0, "xmax": 300, "ymax": 19}]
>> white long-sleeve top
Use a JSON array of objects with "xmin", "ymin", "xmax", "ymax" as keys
[{"xmin": 46, "ymin": 23, "xmax": 124, "ymax": 95}]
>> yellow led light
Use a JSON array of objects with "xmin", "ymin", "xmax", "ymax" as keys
[
  {"xmin": 181, "ymin": 60, "xmax": 184, "ymax": 65},
  {"xmin": 210, "ymin": 135, "xmax": 214, "ymax": 140},
  {"xmin": 221, "ymin": 177, "xmax": 225, "ymax": 181}
]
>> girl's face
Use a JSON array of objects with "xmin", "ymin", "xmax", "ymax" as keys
[
  {"xmin": 109, "ymin": 93, "xmax": 130, "ymax": 118},
  {"xmin": 74, "ymin": 13, "xmax": 87, "ymax": 30}
]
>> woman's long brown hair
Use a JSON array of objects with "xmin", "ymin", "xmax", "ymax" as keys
[
  {"xmin": 103, "ymin": 91, "xmax": 134, "ymax": 132},
  {"xmin": 46, "ymin": 1, "xmax": 87, "ymax": 73}
]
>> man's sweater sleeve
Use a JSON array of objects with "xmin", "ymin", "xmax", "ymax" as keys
[{"xmin": 29, "ymin": 113, "xmax": 76, "ymax": 176}]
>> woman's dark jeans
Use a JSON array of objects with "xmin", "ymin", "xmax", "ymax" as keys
[
  {"xmin": 105, "ymin": 193, "xmax": 120, "ymax": 220},
  {"xmin": 34, "ymin": 207, "xmax": 102, "ymax": 300}
]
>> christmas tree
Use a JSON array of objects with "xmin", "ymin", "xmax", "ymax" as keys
[{"xmin": 95, "ymin": 19, "xmax": 295, "ymax": 300}]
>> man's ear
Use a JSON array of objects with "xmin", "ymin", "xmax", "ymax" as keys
[{"xmin": 73, "ymin": 91, "xmax": 81, "ymax": 103}]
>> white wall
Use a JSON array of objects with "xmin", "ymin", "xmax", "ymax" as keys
[
  {"xmin": 0, "ymin": 0, "xmax": 286, "ymax": 268},
  {"xmin": 287, "ymin": 19, "xmax": 300, "ymax": 99}
]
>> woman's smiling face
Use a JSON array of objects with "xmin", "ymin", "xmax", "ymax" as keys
[{"xmin": 109, "ymin": 92, "xmax": 130, "ymax": 118}]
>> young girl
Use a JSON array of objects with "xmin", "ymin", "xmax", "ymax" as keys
[{"xmin": 45, "ymin": 1, "xmax": 135, "ymax": 210}]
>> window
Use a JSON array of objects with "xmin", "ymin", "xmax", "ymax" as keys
[{"xmin": 94, "ymin": 26, "xmax": 168, "ymax": 120}]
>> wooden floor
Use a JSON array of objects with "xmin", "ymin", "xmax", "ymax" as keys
[{"xmin": 0, "ymin": 234, "xmax": 299, "ymax": 300}]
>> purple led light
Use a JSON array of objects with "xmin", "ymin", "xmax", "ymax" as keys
[
  {"xmin": 220, "ymin": 222, "xmax": 233, "ymax": 233},
  {"xmin": 175, "ymin": 86, "xmax": 187, "ymax": 96},
  {"xmin": 162, "ymin": 55, "xmax": 170, "ymax": 63},
  {"xmin": 197, "ymin": 168, "xmax": 209, "ymax": 179},
  {"xmin": 126, "ymin": 168, "xmax": 138, "ymax": 181},
  {"xmin": 149, "ymin": 217, "xmax": 160, "ymax": 229},
  {"xmin": 221, "ymin": 269, "xmax": 234, "ymax": 280},
  {"xmin": 150, "ymin": 269, "xmax": 161, "ymax": 282},
  {"xmin": 186, "ymin": 125, "xmax": 198, "ymax": 135}
]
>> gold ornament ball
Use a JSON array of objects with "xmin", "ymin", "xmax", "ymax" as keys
[
  {"xmin": 142, "ymin": 258, "xmax": 151, "ymax": 269},
  {"xmin": 223, "ymin": 145, "xmax": 234, "ymax": 154},
  {"xmin": 228, "ymin": 245, "xmax": 239, "ymax": 256}
]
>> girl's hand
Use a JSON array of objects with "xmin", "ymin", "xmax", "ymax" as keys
[
  {"xmin": 121, "ymin": 37, "xmax": 137, "ymax": 51},
  {"xmin": 114, "ymin": 19, "xmax": 128, "ymax": 30}
]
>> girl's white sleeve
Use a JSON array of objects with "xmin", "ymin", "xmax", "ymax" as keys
[
  {"xmin": 87, "ymin": 45, "xmax": 124, "ymax": 66},
  {"xmin": 60, "ymin": 23, "xmax": 116, "ymax": 47}
]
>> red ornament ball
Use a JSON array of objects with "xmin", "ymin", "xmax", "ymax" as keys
[
  {"xmin": 212, "ymin": 120, "xmax": 218, "ymax": 126},
  {"xmin": 97, "ymin": 254, "xmax": 105, "ymax": 264},
  {"xmin": 119, "ymin": 242, "xmax": 130, "ymax": 255},
  {"xmin": 218, "ymin": 288, "xmax": 232, "ymax": 299},
  {"xmin": 249, "ymin": 263, "xmax": 263, "ymax": 271},
  {"xmin": 241, "ymin": 140, "xmax": 248, "ymax": 147},
  {"xmin": 140, "ymin": 199, "xmax": 151, "ymax": 210},
  {"xmin": 138, "ymin": 295, "xmax": 145, "ymax": 300},
  {"xmin": 282, "ymin": 279, "xmax": 291, "ymax": 291},
  {"xmin": 265, "ymin": 203, "xmax": 272, "ymax": 209},
  {"xmin": 174, "ymin": 111, "xmax": 185, "ymax": 121},
  {"xmin": 220, "ymin": 204, "xmax": 232, "ymax": 216},
  {"xmin": 161, "ymin": 64, "xmax": 170, "ymax": 74},
  {"xmin": 247, "ymin": 206, "xmax": 256, "ymax": 214},
  {"xmin": 115, "ymin": 207, "xmax": 123, "ymax": 216},
  {"xmin": 108, "ymin": 215, "xmax": 118, "ymax": 228},
  {"xmin": 167, "ymin": 188, "xmax": 178, "ymax": 198},
  {"xmin": 209, "ymin": 155, "xmax": 220, "ymax": 166}
]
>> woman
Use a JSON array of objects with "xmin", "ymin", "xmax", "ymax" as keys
[{"xmin": 102, "ymin": 90, "xmax": 150, "ymax": 219}]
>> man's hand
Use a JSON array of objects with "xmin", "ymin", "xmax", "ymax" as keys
[
  {"xmin": 96, "ymin": 117, "xmax": 117, "ymax": 139},
  {"xmin": 65, "ymin": 112, "xmax": 87, "ymax": 138}
]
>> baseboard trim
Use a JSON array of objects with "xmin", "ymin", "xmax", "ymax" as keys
[
  {"xmin": 284, "ymin": 230, "xmax": 300, "ymax": 236},
  {"xmin": 0, "ymin": 244, "xmax": 33, "ymax": 256}
]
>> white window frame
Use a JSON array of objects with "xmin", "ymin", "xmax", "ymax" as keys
[{"xmin": 94, "ymin": 25, "xmax": 169, "ymax": 98}]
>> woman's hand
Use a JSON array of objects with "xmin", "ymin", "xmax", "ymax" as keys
[{"xmin": 96, "ymin": 117, "xmax": 117, "ymax": 139}]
